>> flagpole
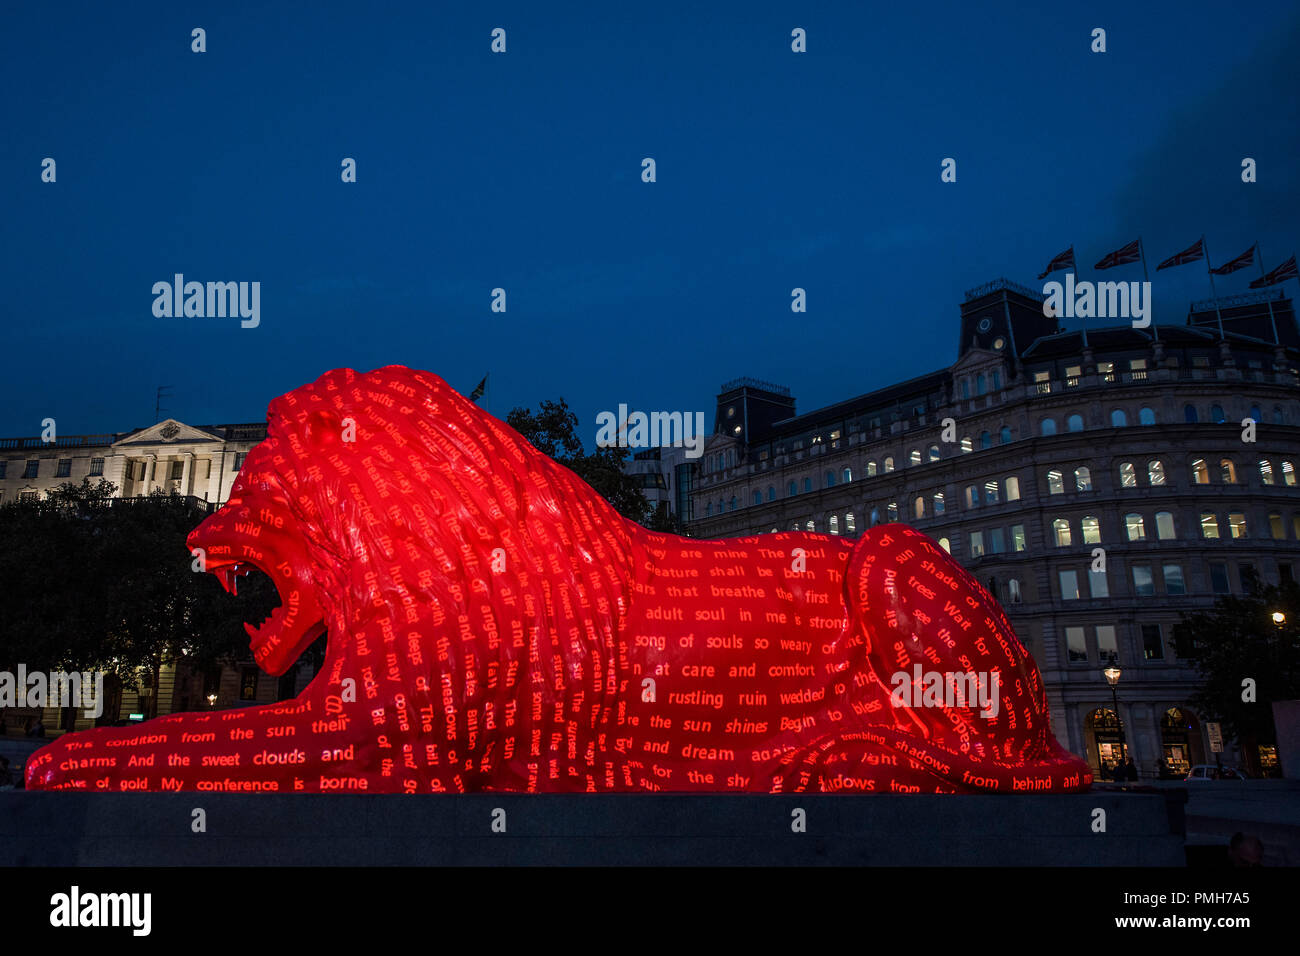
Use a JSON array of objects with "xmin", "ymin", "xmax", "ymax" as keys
[
  {"xmin": 1139, "ymin": 236, "xmax": 1157, "ymax": 341},
  {"xmin": 1203, "ymin": 235, "xmax": 1225, "ymax": 340},
  {"xmin": 1256, "ymin": 242, "xmax": 1280, "ymax": 345}
]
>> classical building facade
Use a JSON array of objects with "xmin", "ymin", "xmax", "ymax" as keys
[
  {"xmin": 0, "ymin": 418, "xmax": 321, "ymax": 733},
  {"xmin": 673, "ymin": 280, "xmax": 1300, "ymax": 778}
]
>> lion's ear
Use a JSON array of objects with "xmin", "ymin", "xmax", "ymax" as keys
[{"xmin": 305, "ymin": 409, "xmax": 344, "ymax": 450}]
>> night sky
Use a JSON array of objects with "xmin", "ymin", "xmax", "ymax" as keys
[{"xmin": 2, "ymin": 1, "xmax": 1297, "ymax": 440}]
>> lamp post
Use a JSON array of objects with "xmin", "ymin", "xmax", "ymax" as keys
[{"xmin": 1103, "ymin": 657, "xmax": 1127, "ymax": 778}]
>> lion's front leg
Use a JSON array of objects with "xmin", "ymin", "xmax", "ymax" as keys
[{"xmin": 24, "ymin": 694, "xmax": 378, "ymax": 793}]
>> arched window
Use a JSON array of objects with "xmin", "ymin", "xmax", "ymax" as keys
[
  {"xmin": 1184, "ymin": 404, "xmax": 1199, "ymax": 423},
  {"xmin": 829, "ymin": 514, "xmax": 840, "ymax": 534},
  {"xmin": 803, "ymin": 477, "xmax": 813, "ymax": 493},
  {"xmin": 1228, "ymin": 512, "xmax": 1247, "ymax": 538},
  {"xmin": 1075, "ymin": 466, "xmax": 1092, "ymax": 492},
  {"xmin": 1269, "ymin": 512, "xmax": 1284, "ymax": 540},
  {"xmin": 984, "ymin": 479, "xmax": 1000, "ymax": 505},
  {"xmin": 933, "ymin": 491, "xmax": 945, "ymax": 514},
  {"xmin": 1008, "ymin": 578, "xmax": 1021, "ymax": 603},
  {"xmin": 1260, "ymin": 459, "xmax": 1275, "ymax": 485},
  {"xmin": 938, "ymin": 537, "xmax": 951, "ymax": 554},
  {"xmin": 1110, "ymin": 409, "xmax": 1128, "ymax": 427},
  {"xmin": 1155, "ymin": 511, "xmax": 1175, "ymax": 540},
  {"xmin": 806, "ymin": 519, "xmax": 816, "ymax": 532},
  {"xmin": 1119, "ymin": 462, "xmax": 1137, "ymax": 487},
  {"xmin": 825, "ymin": 470, "xmax": 836, "ymax": 488},
  {"xmin": 1139, "ymin": 406, "xmax": 1156, "ymax": 425},
  {"xmin": 965, "ymin": 485, "xmax": 978, "ymax": 508},
  {"xmin": 846, "ymin": 511, "xmax": 856, "ymax": 534},
  {"xmin": 753, "ymin": 490, "xmax": 762, "ymax": 506},
  {"xmin": 1005, "ymin": 476, "xmax": 1021, "ymax": 501},
  {"xmin": 1081, "ymin": 515, "xmax": 1101, "ymax": 544},
  {"xmin": 992, "ymin": 370, "xmax": 1002, "ymax": 390},
  {"xmin": 1220, "ymin": 458, "xmax": 1237, "ymax": 484},
  {"xmin": 1200, "ymin": 512, "xmax": 1220, "ymax": 539},
  {"xmin": 979, "ymin": 431, "xmax": 991, "ymax": 449},
  {"xmin": 1041, "ymin": 418, "xmax": 1057, "ymax": 436},
  {"xmin": 1052, "ymin": 518, "xmax": 1072, "ymax": 547},
  {"xmin": 718, "ymin": 499, "xmax": 725, "ymax": 513},
  {"xmin": 788, "ymin": 480, "xmax": 797, "ymax": 497},
  {"xmin": 866, "ymin": 461, "xmax": 877, "ymax": 477},
  {"xmin": 914, "ymin": 496, "xmax": 925, "ymax": 519},
  {"xmin": 843, "ymin": 467, "xmax": 852, "ymax": 483},
  {"xmin": 909, "ymin": 449, "xmax": 921, "ymax": 465},
  {"xmin": 886, "ymin": 502, "xmax": 899, "ymax": 522},
  {"xmin": 960, "ymin": 379, "xmax": 970, "ymax": 399},
  {"xmin": 928, "ymin": 445, "xmax": 941, "ymax": 461},
  {"xmin": 1147, "ymin": 460, "xmax": 1166, "ymax": 485},
  {"xmin": 870, "ymin": 507, "xmax": 881, "ymax": 527},
  {"xmin": 1274, "ymin": 406, "xmax": 1285, "ymax": 425},
  {"xmin": 1249, "ymin": 404, "xmax": 1262, "ymax": 423},
  {"xmin": 999, "ymin": 426, "xmax": 1011, "ymax": 444},
  {"xmin": 1124, "ymin": 513, "xmax": 1146, "ymax": 541},
  {"xmin": 768, "ymin": 486, "xmax": 776, "ymax": 501},
  {"xmin": 1284, "ymin": 461, "xmax": 1297, "ymax": 486},
  {"xmin": 1047, "ymin": 469, "xmax": 1064, "ymax": 495},
  {"xmin": 728, "ymin": 496, "xmax": 737, "ymax": 511},
  {"xmin": 1191, "ymin": 458, "xmax": 1210, "ymax": 484},
  {"xmin": 1060, "ymin": 413, "xmax": 1081, "ymax": 433},
  {"xmin": 961, "ymin": 437, "xmax": 973, "ymax": 453},
  {"xmin": 883, "ymin": 456, "xmax": 894, "ymax": 473},
  {"xmin": 975, "ymin": 373, "xmax": 986, "ymax": 396},
  {"xmin": 1211, "ymin": 404, "xmax": 1225, "ymax": 423},
  {"xmin": 705, "ymin": 502, "xmax": 712, "ymax": 516}
]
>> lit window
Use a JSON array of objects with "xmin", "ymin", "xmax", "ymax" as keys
[
  {"xmin": 883, "ymin": 457, "xmax": 895, "ymax": 473},
  {"xmin": 1047, "ymin": 469, "xmax": 1064, "ymax": 495},
  {"xmin": 938, "ymin": 537, "xmax": 951, "ymax": 554},
  {"xmin": 961, "ymin": 437, "xmax": 973, "ymax": 454},
  {"xmin": 1081, "ymin": 515, "xmax": 1101, "ymax": 544},
  {"xmin": 1119, "ymin": 462, "xmax": 1137, "ymax": 487},
  {"xmin": 1260, "ymin": 460, "xmax": 1275, "ymax": 485},
  {"xmin": 829, "ymin": 515, "xmax": 840, "ymax": 534},
  {"xmin": 1191, "ymin": 458, "xmax": 1209, "ymax": 484},
  {"xmin": 1075, "ymin": 466, "xmax": 1092, "ymax": 492},
  {"xmin": 1008, "ymin": 579, "xmax": 1021, "ymax": 603},
  {"xmin": 1270, "ymin": 513, "xmax": 1285, "ymax": 540},
  {"xmin": 1201, "ymin": 512, "xmax": 1220, "ymax": 539},
  {"xmin": 1052, "ymin": 518, "xmax": 1072, "ymax": 547},
  {"xmin": 867, "ymin": 461, "xmax": 877, "ymax": 477},
  {"xmin": 846, "ymin": 512, "xmax": 856, "ymax": 534},
  {"xmin": 984, "ymin": 480, "xmax": 1000, "ymax": 505},
  {"xmin": 843, "ymin": 467, "xmax": 852, "ymax": 483},
  {"xmin": 928, "ymin": 445, "xmax": 940, "ymax": 462},
  {"xmin": 914, "ymin": 496, "xmax": 925, "ymax": 519},
  {"xmin": 1155, "ymin": 512, "xmax": 1175, "ymax": 540},
  {"xmin": 1005, "ymin": 476, "xmax": 1020, "ymax": 501},
  {"xmin": 970, "ymin": 531, "xmax": 985, "ymax": 557},
  {"xmin": 1125, "ymin": 513, "xmax": 1146, "ymax": 541},
  {"xmin": 1220, "ymin": 459, "xmax": 1237, "ymax": 483},
  {"xmin": 965, "ymin": 485, "xmax": 978, "ymax": 508},
  {"xmin": 1146, "ymin": 460, "xmax": 1165, "ymax": 485},
  {"xmin": 910, "ymin": 450, "xmax": 921, "ymax": 465},
  {"xmin": 806, "ymin": 519, "xmax": 816, "ymax": 532},
  {"xmin": 886, "ymin": 502, "xmax": 898, "ymax": 522},
  {"xmin": 933, "ymin": 492, "xmax": 945, "ymax": 515},
  {"xmin": 1228, "ymin": 512, "xmax": 1247, "ymax": 539},
  {"xmin": 1010, "ymin": 524, "xmax": 1026, "ymax": 552}
]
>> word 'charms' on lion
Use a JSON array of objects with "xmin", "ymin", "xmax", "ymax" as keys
[{"xmin": 28, "ymin": 365, "xmax": 1092, "ymax": 794}]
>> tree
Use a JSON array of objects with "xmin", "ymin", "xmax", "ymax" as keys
[
  {"xmin": 1172, "ymin": 581, "xmax": 1300, "ymax": 775},
  {"xmin": 507, "ymin": 398, "xmax": 672, "ymax": 528}
]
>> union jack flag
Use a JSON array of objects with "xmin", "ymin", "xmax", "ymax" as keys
[
  {"xmin": 1037, "ymin": 246, "xmax": 1075, "ymax": 280},
  {"xmin": 1249, "ymin": 255, "xmax": 1298, "ymax": 288},
  {"xmin": 1156, "ymin": 238, "xmax": 1205, "ymax": 271},
  {"xmin": 1094, "ymin": 239, "xmax": 1141, "ymax": 270},
  {"xmin": 1210, "ymin": 244, "xmax": 1257, "ymax": 275}
]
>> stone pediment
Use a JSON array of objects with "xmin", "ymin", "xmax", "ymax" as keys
[
  {"xmin": 950, "ymin": 346, "xmax": 1002, "ymax": 374},
  {"xmin": 113, "ymin": 420, "xmax": 222, "ymax": 447}
]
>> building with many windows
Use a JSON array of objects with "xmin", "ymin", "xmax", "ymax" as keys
[{"xmin": 676, "ymin": 279, "xmax": 1300, "ymax": 778}]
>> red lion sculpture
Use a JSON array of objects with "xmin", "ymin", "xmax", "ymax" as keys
[{"xmin": 28, "ymin": 365, "xmax": 1090, "ymax": 793}]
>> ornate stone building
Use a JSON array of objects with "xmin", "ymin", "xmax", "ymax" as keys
[{"xmin": 677, "ymin": 279, "xmax": 1300, "ymax": 778}]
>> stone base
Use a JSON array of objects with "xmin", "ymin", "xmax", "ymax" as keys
[{"xmin": 3, "ymin": 790, "xmax": 1187, "ymax": 866}]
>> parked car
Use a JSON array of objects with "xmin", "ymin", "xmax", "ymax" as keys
[{"xmin": 1185, "ymin": 764, "xmax": 1250, "ymax": 782}]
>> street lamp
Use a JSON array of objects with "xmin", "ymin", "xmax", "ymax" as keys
[
  {"xmin": 1102, "ymin": 657, "xmax": 1128, "ymax": 777},
  {"xmin": 1271, "ymin": 610, "xmax": 1285, "ymax": 627},
  {"xmin": 206, "ymin": 694, "xmax": 217, "ymax": 708}
]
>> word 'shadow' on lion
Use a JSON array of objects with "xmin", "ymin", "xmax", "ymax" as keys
[{"xmin": 27, "ymin": 365, "xmax": 1091, "ymax": 794}]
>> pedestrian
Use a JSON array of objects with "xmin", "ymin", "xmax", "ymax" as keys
[{"xmin": 1124, "ymin": 757, "xmax": 1138, "ymax": 781}]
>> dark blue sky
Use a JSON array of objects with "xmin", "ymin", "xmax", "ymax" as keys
[{"xmin": 3, "ymin": 2, "xmax": 1297, "ymax": 439}]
